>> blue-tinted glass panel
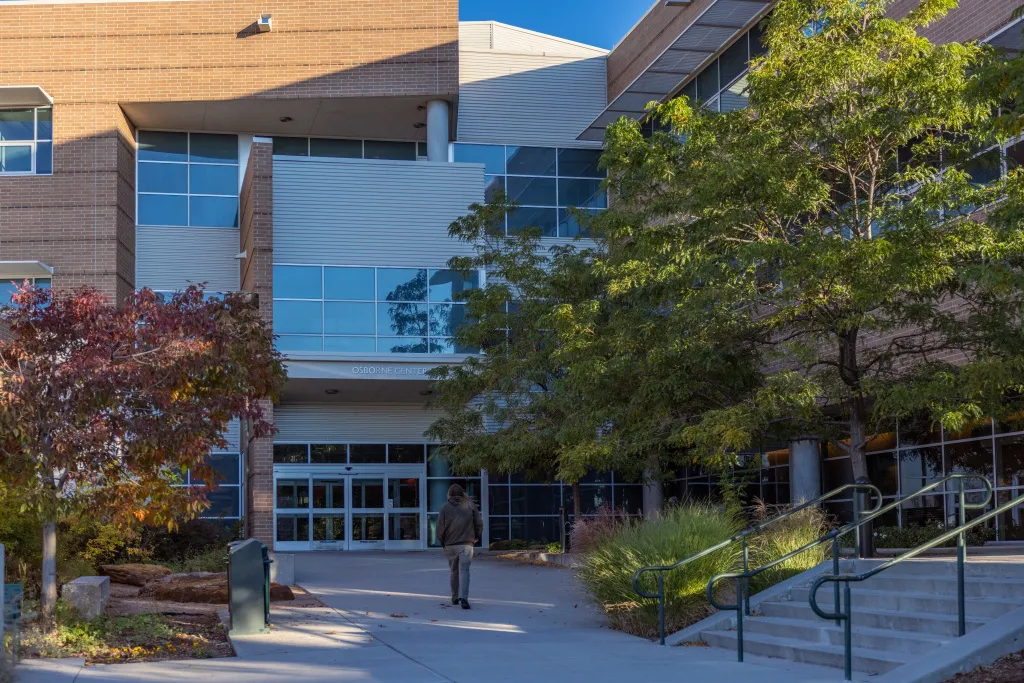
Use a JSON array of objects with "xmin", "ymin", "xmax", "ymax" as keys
[
  {"xmin": 429, "ymin": 337, "xmax": 478, "ymax": 354},
  {"xmin": 138, "ymin": 194, "xmax": 188, "ymax": 226},
  {"xmin": 378, "ymin": 337, "xmax": 428, "ymax": 353},
  {"xmin": 507, "ymin": 176, "xmax": 557, "ymax": 206},
  {"xmin": 193, "ymin": 453, "xmax": 241, "ymax": 486},
  {"xmin": 190, "ymin": 133, "xmax": 238, "ymax": 164},
  {"xmin": 34, "ymin": 278, "xmax": 51, "ymax": 289},
  {"xmin": 138, "ymin": 162, "xmax": 188, "ymax": 193},
  {"xmin": 696, "ymin": 61, "xmax": 720, "ymax": 101},
  {"xmin": 428, "ymin": 303, "xmax": 467, "ymax": 337},
  {"xmin": 485, "ymin": 175, "xmax": 505, "ymax": 201},
  {"xmin": 35, "ymin": 142, "xmax": 52, "ymax": 175},
  {"xmin": 364, "ymin": 140, "xmax": 416, "ymax": 161},
  {"xmin": 719, "ymin": 35, "xmax": 749, "ymax": 88},
  {"xmin": 377, "ymin": 268, "xmax": 427, "ymax": 302},
  {"xmin": 507, "ymin": 207, "xmax": 558, "ymax": 236},
  {"xmin": 506, "ymin": 146, "xmax": 556, "ymax": 176},
  {"xmin": 0, "ymin": 281, "xmax": 19, "ymax": 306},
  {"xmin": 274, "ymin": 300, "xmax": 323, "ymax": 334},
  {"xmin": 324, "ymin": 301, "xmax": 375, "ymax": 335},
  {"xmin": 324, "ymin": 267, "xmax": 374, "ymax": 301},
  {"xmin": 454, "ymin": 144, "xmax": 505, "ymax": 174},
  {"xmin": 0, "ymin": 145, "xmax": 31, "ymax": 172},
  {"xmin": 204, "ymin": 487, "xmax": 240, "ymax": 518},
  {"xmin": 190, "ymin": 163, "xmax": 238, "ymax": 195},
  {"xmin": 428, "ymin": 269, "xmax": 479, "ymax": 302},
  {"xmin": 377, "ymin": 302, "xmax": 427, "ymax": 336},
  {"xmin": 36, "ymin": 108, "xmax": 52, "ymax": 140},
  {"xmin": 559, "ymin": 178, "xmax": 607, "ymax": 208},
  {"xmin": 273, "ymin": 137, "xmax": 309, "ymax": 156},
  {"xmin": 0, "ymin": 109, "xmax": 35, "ymax": 141},
  {"xmin": 558, "ymin": 208, "xmax": 601, "ymax": 238},
  {"xmin": 190, "ymin": 196, "xmax": 239, "ymax": 227},
  {"xmin": 310, "ymin": 138, "xmax": 362, "ymax": 158},
  {"xmin": 324, "ymin": 336, "xmax": 376, "ymax": 353},
  {"xmin": 139, "ymin": 131, "xmax": 188, "ymax": 162},
  {"xmin": 276, "ymin": 335, "xmax": 323, "ymax": 352},
  {"xmin": 558, "ymin": 149, "xmax": 605, "ymax": 178},
  {"xmin": 274, "ymin": 265, "xmax": 322, "ymax": 299}
]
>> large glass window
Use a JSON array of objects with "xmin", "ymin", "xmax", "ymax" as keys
[
  {"xmin": 273, "ymin": 137, "xmax": 424, "ymax": 161},
  {"xmin": 0, "ymin": 107, "xmax": 52, "ymax": 175},
  {"xmin": 273, "ymin": 265, "xmax": 481, "ymax": 354},
  {"xmin": 453, "ymin": 144, "xmax": 607, "ymax": 238},
  {"xmin": 171, "ymin": 451, "xmax": 243, "ymax": 521},
  {"xmin": 0, "ymin": 277, "xmax": 51, "ymax": 307},
  {"xmin": 137, "ymin": 131, "xmax": 239, "ymax": 228}
]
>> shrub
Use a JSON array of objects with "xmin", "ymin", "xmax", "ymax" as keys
[
  {"xmin": 841, "ymin": 524, "xmax": 994, "ymax": 549},
  {"xmin": 570, "ymin": 504, "xmax": 632, "ymax": 554},
  {"xmin": 576, "ymin": 503, "xmax": 741, "ymax": 638},
  {"xmin": 143, "ymin": 519, "xmax": 234, "ymax": 564},
  {"xmin": 167, "ymin": 546, "xmax": 228, "ymax": 574},
  {"xmin": 489, "ymin": 539, "xmax": 529, "ymax": 551},
  {"xmin": 748, "ymin": 500, "xmax": 831, "ymax": 593},
  {"xmin": 546, "ymin": 542, "xmax": 562, "ymax": 554}
]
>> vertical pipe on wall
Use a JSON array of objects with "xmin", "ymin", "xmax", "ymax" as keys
[{"xmin": 427, "ymin": 100, "xmax": 450, "ymax": 163}]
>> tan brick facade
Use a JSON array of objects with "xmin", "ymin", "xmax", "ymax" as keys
[{"xmin": 0, "ymin": 0, "xmax": 458, "ymax": 300}]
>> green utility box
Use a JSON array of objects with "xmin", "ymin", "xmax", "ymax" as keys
[{"xmin": 228, "ymin": 539, "xmax": 272, "ymax": 636}]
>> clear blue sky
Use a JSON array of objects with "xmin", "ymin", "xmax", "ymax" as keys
[{"xmin": 458, "ymin": 0, "xmax": 655, "ymax": 50}]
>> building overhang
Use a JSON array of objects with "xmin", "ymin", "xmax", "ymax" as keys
[
  {"xmin": 0, "ymin": 261, "xmax": 54, "ymax": 279},
  {"xmin": 578, "ymin": 0, "xmax": 771, "ymax": 141},
  {"xmin": 0, "ymin": 86, "xmax": 54, "ymax": 108},
  {"xmin": 121, "ymin": 95, "xmax": 458, "ymax": 142},
  {"xmin": 986, "ymin": 16, "xmax": 1023, "ymax": 54}
]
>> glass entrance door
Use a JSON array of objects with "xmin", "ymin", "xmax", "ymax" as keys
[
  {"xmin": 350, "ymin": 476, "xmax": 386, "ymax": 549},
  {"xmin": 386, "ymin": 474, "xmax": 425, "ymax": 550},
  {"xmin": 311, "ymin": 478, "xmax": 346, "ymax": 550}
]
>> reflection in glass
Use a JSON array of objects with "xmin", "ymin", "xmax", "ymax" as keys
[
  {"xmin": 310, "ymin": 138, "xmax": 362, "ymax": 158},
  {"xmin": 378, "ymin": 302, "xmax": 427, "ymax": 336},
  {"xmin": 274, "ymin": 301, "xmax": 323, "ymax": 334},
  {"xmin": 276, "ymin": 514, "xmax": 310, "ymax": 542},
  {"xmin": 364, "ymin": 140, "xmax": 416, "ymax": 161},
  {"xmin": 189, "ymin": 164, "xmax": 238, "ymax": 195},
  {"xmin": 313, "ymin": 514, "xmax": 345, "ymax": 542},
  {"xmin": 190, "ymin": 196, "xmax": 238, "ymax": 228},
  {"xmin": 138, "ymin": 194, "xmax": 188, "ymax": 226},
  {"xmin": 558, "ymin": 178, "xmax": 607, "ymax": 208},
  {"xmin": 189, "ymin": 133, "xmax": 238, "ymax": 164},
  {"xmin": 312, "ymin": 479, "xmax": 345, "ymax": 509},
  {"xmin": 485, "ymin": 175, "xmax": 505, "ymax": 201},
  {"xmin": 273, "ymin": 137, "xmax": 309, "ymax": 156},
  {"xmin": 350, "ymin": 445, "xmax": 387, "ymax": 464},
  {"xmin": 138, "ymin": 131, "xmax": 188, "ymax": 162},
  {"xmin": 276, "ymin": 336, "xmax": 322, "ymax": 352},
  {"xmin": 378, "ymin": 337, "xmax": 428, "ymax": 353},
  {"xmin": 274, "ymin": 265, "xmax": 322, "ymax": 299},
  {"xmin": 36, "ymin": 142, "xmax": 52, "ymax": 175},
  {"xmin": 506, "ymin": 146, "xmax": 556, "ymax": 176},
  {"xmin": 323, "ymin": 336, "xmax": 375, "ymax": 352},
  {"xmin": 507, "ymin": 176, "xmax": 557, "ymax": 206},
  {"xmin": 454, "ymin": 144, "xmax": 506, "ymax": 174},
  {"xmin": 428, "ymin": 269, "xmax": 479, "ymax": 302},
  {"xmin": 996, "ymin": 435, "xmax": 1024, "ymax": 488},
  {"xmin": 557, "ymin": 148, "xmax": 604, "ymax": 178},
  {"xmin": 388, "ymin": 444, "xmax": 425, "ymax": 464},
  {"xmin": 945, "ymin": 439, "xmax": 994, "ymax": 483},
  {"xmin": 311, "ymin": 444, "xmax": 347, "ymax": 464},
  {"xmin": 276, "ymin": 479, "xmax": 309, "ymax": 509},
  {"xmin": 388, "ymin": 478, "xmax": 420, "ymax": 508},
  {"xmin": 352, "ymin": 514, "xmax": 385, "ymax": 541},
  {"xmin": 324, "ymin": 267, "xmax": 375, "ymax": 301},
  {"xmin": 389, "ymin": 514, "xmax": 421, "ymax": 541},
  {"xmin": 36, "ymin": 108, "xmax": 53, "ymax": 140},
  {"xmin": 377, "ymin": 268, "xmax": 427, "ymax": 302},
  {"xmin": 507, "ymin": 207, "xmax": 558, "ymax": 236},
  {"xmin": 138, "ymin": 162, "xmax": 188, "ymax": 193},
  {"xmin": 428, "ymin": 303, "xmax": 467, "ymax": 337},
  {"xmin": 273, "ymin": 444, "xmax": 308, "ymax": 464},
  {"xmin": 325, "ymin": 301, "xmax": 375, "ymax": 335}
]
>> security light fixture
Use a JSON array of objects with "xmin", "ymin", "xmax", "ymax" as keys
[
  {"xmin": 413, "ymin": 122, "xmax": 426, "ymax": 129},
  {"xmin": 279, "ymin": 116, "xmax": 293, "ymax": 123},
  {"xmin": 325, "ymin": 389, "xmax": 340, "ymax": 395},
  {"xmin": 258, "ymin": 14, "xmax": 273, "ymax": 32},
  {"xmin": 665, "ymin": 1, "xmax": 692, "ymax": 5}
]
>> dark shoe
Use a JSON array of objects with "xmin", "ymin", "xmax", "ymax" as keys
[
  {"xmin": 460, "ymin": 599, "xmax": 471, "ymax": 610},
  {"xmin": 451, "ymin": 596, "xmax": 459, "ymax": 605}
]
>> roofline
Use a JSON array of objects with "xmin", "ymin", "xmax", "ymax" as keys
[
  {"xmin": 459, "ymin": 20, "xmax": 608, "ymax": 55},
  {"xmin": 610, "ymin": 0, "xmax": 663, "ymax": 53}
]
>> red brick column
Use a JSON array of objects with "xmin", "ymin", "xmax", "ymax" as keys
[{"xmin": 240, "ymin": 140, "xmax": 275, "ymax": 545}]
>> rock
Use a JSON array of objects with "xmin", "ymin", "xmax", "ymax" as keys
[
  {"xmin": 99, "ymin": 563, "xmax": 172, "ymax": 587},
  {"xmin": 62, "ymin": 576, "xmax": 110, "ymax": 620},
  {"xmin": 138, "ymin": 572, "xmax": 294, "ymax": 603}
]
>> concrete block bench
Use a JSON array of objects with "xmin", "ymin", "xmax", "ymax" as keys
[{"xmin": 63, "ymin": 576, "xmax": 110, "ymax": 620}]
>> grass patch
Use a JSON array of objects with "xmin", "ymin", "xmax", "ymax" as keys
[
  {"xmin": 748, "ymin": 500, "xmax": 830, "ymax": 593},
  {"xmin": 166, "ymin": 546, "xmax": 228, "ymax": 574}
]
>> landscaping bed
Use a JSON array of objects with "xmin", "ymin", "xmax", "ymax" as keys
[{"xmin": 945, "ymin": 651, "xmax": 1024, "ymax": 683}]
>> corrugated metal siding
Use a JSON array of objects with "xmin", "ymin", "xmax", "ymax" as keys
[
  {"xmin": 136, "ymin": 227, "xmax": 240, "ymax": 292},
  {"xmin": 490, "ymin": 23, "xmax": 607, "ymax": 57},
  {"xmin": 273, "ymin": 158, "xmax": 484, "ymax": 267},
  {"xmin": 274, "ymin": 403, "xmax": 443, "ymax": 443},
  {"xmin": 459, "ymin": 22, "xmax": 493, "ymax": 50},
  {"xmin": 219, "ymin": 419, "xmax": 241, "ymax": 452},
  {"xmin": 458, "ymin": 50, "xmax": 607, "ymax": 148}
]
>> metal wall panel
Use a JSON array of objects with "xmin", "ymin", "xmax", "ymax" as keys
[
  {"xmin": 136, "ymin": 227, "xmax": 240, "ymax": 292},
  {"xmin": 273, "ymin": 158, "xmax": 484, "ymax": 267},
  {"xmin": 274, "ymin": 403, "xmax": 444, "ymax": 443}
]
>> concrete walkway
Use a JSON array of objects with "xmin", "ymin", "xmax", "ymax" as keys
[{"xmin": 16, "ymin": 552, "xmax": 862, "ymax": 682}]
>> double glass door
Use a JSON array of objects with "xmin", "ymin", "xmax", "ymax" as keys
[{"xmin": 275, "ymin": 467, "xmax": 425, "ymax": 551}]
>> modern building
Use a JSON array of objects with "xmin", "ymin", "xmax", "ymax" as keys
[{"xmin": 1, "ymin": 0, "xmax": 1021, "ymax": 551}]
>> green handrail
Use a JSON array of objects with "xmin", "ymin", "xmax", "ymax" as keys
[
  {"xmin": 632, "ymin": 483, "xmax": 882, "ymax": 645},
  {"xmin": 705, "ymin": 473, "xmax": 992, "ymax": 664},
  {"xmin": 810, "ymin": 481, "xmax": 1011, "ymax": 681}
]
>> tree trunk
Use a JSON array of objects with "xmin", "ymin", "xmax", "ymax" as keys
[
  {"xmin": 572, "ymin": 482, "xmax": 582, "ymax": 518},
  {"xmin": 642, "ymin": 454, "xmax": 663, "ymax": 519},
  {"xmin": 847, "ymin": 395, "xmax": 870, "ymax": 482},
  {"xmin": 41, "ymin": 520, "xmax": 57, "ymax": 624}
]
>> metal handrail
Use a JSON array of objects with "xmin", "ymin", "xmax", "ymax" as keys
[
  {"xmin": 705, "ymin": 473, "xmax": 992, "ymax": 664},
  {"xmin": 810, "ymin": 481, "xmax": 1011, "ymax": 682},
  {"xmin": 633, "ymin": 483, "xmax": 882, "ymax": 644}
]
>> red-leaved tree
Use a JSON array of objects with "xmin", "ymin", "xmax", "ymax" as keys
[{"xmin": 0, "ymin": 284, "xmax": 286, "ymax": 622}]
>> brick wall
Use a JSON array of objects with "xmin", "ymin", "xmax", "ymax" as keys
[{"xmin": 0, "ymin": 0, "xmax": 458, "ymax": 300}]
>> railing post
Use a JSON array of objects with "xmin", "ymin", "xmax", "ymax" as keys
[
  {"xmin": 957, "ymin": 480, "xmax": 967, "ymax": 637},
  {"xmin": 852, "ymin": 491, "xmax": 862, "ymax": 559},
  {"xmin": 742, "ymin": 537, "xmax": 750, "ymax": 616},
  {"xmin": 843, "ymin": 583, "xmax": 852, "ymax": 682},
  {"xmin": 736, "ymin": 579, "xmax": 744, "ymax": 663},
  {"xmin": 832, "ymin": 535, "xmax": 841, "ymax": 627},
  {"xmin": 657, "ymin": 572, "xmax": 666, "ymax": 646}
]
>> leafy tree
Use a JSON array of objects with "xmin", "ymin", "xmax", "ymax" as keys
[
  {"xmin": 599, "ymin": 0, "xmax": 1024, "ymax": 484},
  {"xmin": 0, "ymin": 284, "xmax": 285, "ymax": 622}
]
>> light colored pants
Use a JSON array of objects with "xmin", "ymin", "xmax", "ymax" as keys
[{"xmin": 444, "ymin": 544, "xmax": 474, "ymax": 600}]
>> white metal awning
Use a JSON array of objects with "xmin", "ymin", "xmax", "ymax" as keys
[
  {"xmin": 0, "ymin": 261, "xmax": 54, "ymax": 279},
  {"xmin": 0, "ymin": 86, "xmax": 54, "ymax": 108}
]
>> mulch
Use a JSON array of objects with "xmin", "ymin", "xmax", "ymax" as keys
[
  {"xmin": 88, "ymin": 612, "xmax": 234, "ymax": 665},
  {"xmin": 944, "ymin": 651, "xmax": 1024, "ymax": 683}
]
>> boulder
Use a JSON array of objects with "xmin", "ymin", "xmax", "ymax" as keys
[
  {"xmin": 99, "ymin": 563, "xmax": 172, "ymax": 587},
  {"xmin": 139, "ymin": 572, "xmax": 294, "ymax": 604}
]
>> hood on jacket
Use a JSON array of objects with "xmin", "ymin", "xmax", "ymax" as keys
[{"xmin": 448, "ymin": 483, "xmax": 469, "ymax": 506}]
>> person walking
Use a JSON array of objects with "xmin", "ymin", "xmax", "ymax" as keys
[{"xmin": 437, "ymin": 483, "xmax": 483, "ymax": 609}]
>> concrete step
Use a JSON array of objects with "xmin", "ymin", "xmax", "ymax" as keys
[
  {"xmin": 741, "ymin": 615, "xmax": 950, "ymax": 656},
  {"xmin": 836, "ymin": 574, "xmax": 1024, "ymax": 600},
  {"xmin": 759, "ymin": 600, "xmax": 987, "ymax": 636},
  {"xmin": 843, "ymin": 559, "xmax": 1024, "ymax": 580},
  {"xmin": 788, "ymin": 586, "xmax": 1020, "ymax": 619},
  {"xmin": 700, "ymin": 628, "xmax": 910, "ymax": 675}
]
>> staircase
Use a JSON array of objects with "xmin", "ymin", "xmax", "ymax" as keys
[{"xmin": 698, "ymin": 557, "xmax": 1024, "ymax": 678}]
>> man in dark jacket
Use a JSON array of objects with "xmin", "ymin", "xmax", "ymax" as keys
[{"xmin": 437, "ymin": 483, "xmax": 483, "ymax": 609}]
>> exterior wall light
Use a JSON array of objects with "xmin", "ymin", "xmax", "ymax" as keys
[{"xmin": 258, "ymin": 14, "xmax": 273, "ymax": 32}]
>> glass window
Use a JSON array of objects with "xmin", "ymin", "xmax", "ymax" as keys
[
  {"xmin": 202, "ymin": 453, "xmax": 240, "ymax": 485},
  {"xmin": 378, "ymin": 337, "xmax": 428, "ymax": 353},
  {"xmin": 559, "ymin": 208, "xmax": 600, "ymax": 238},
  {"xmin": 310, "ymin": 138, "xmax": 362, "ymax": 158},
  {"xmin": 274, "ymin": 300, "xmax": 323, "ymax": 334},
  {"xmin": 507, "ymin": 176, "xmax": 557, "ymax": 206},
  {"xmin": 349, "ymin": 444, "xmax": 387, "ymax": 464},
  {"xmin": 312, "ymin": 479, "xmax": 346, "ymax": 508},
  {"xmin": 719, "ymin": 35, "xmax": 749, "ymax": 89},
  {"xmin": 206, "ymin": 488, "xmax": 240, "ymax": 517},
  {"xmin": 428, "ymin": 303, "xmax": 467, "ymax": 337},
  {"xmin": 0, "ymin": 146, "xmax": 32, "ymax": 173},
  {"xmin": 324, "ymin": 336, "xmax": 376, "ymax": 353},
  {"xmin": 273, "ymin": 137, "xmax": 309, "ymax": 156},
  {"xmin": 388, "ymin": 444, "xmax": 425, "ymax": 464},
  {"xmin": 35, "ymin": 142, "xmax": 52, "ymax": 175},
  {"xmin": 377, "ymin": 302, "xmax": 427, "ymax": 336},
  {"xmin": 0, "ymin": 107, "xmax": 53, "ymax": 176},
  {"xmin": 559, "ymin": 178, "xmax": 607, "ymax": 208},
  {"xmin": 311, "ymin": 444, "xmax": 347, "ymax": 464},
  {"xmin": 489, "ymin": 485, "xmax": 510, "ymax": 515},
  {"xmin": 0, "ymin": 109, "xmax": 34, "ymax": 141},
  {"xmin": 428, "ymin": 269, "xmax": 479, "ymax": 302},
  {"xmin": 484, "ymin": 175, "xmax": 505, "ymax": 201},
  {"xmin": 324, "ymin": 302, "xmax": 375, "ymax": 335},
  {"xmin": 696, "ymin": 61, "xmax": 719, "ymax": 102},
  {"xmin": 388, "ymin": 478, "xmax": 420, "ymax": 508},
  {"xmin": 190, "ymin": 164, "xmax": 237, "ymax": 195},
  {"xmin": 276, "ymin": 514, "xmax": 310, "ymax": 542},
  {"xmin": 276, "ymin": 335, "xmax": 323, "ymax": 352},
  {"xmin": 454, "ymin": 144, "xmax": 505, "ymax": 174},
  {"xmin": 138, "ymin": 194, "xmax": 187, "ymax": 227},
  {"xmin": 364, "ymin": 140, "xmax": 416, "ymax": 161},
  {"xmin": 138, "ymin": 131, "xmax": 188, "ymax": 162},
  {"xmin": 324, "ymin": 267, "xmax": 375, "ymax": 301},
  {"xmin": 352, "ymin": 476, "xmax": 386, "ymax": 505},
  {"xmin": 274, "ymin": 265, "xmax": 322, "ymax": 299},
  {"xmin": 557, "ymin": 149, "xmax": 604, "ymax": 178},
  {"xmin": 36, "ymin": 107, "xmax": 52, "ymax": 140},
  {"xmin": 274, "ymin": 444, "xmax": 309, "ymax": 464},
  {"xmin": 506, "ymin": 146, "xmax": 556, "ymax": 176},
  {"xmin": 508, "ymin": 207, "xmax": 558, "ymax": 236},
  {"xmin": 190, "ymin": 196, "xmax": 238, "ymax": 228},
  {"xmin": 138, "ymin": 162, "xmax": 188, "ymax": 194},
  {"xmin": 377, "ymin": 268, "xmax": 427, "ymax": 302},
  {"xmin": 189, "ymin": 133, "xmax": 238, "ymax": 164},
  {"xmin": 276, "ymin": 479, "xmax": 310, "ymax": 508},
  {"xmin": 615, "ymin": 485, "xmax": 644, "ymax": 514}
]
